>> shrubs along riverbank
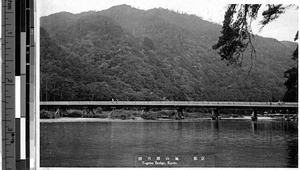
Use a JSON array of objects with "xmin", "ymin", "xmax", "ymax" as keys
[{"xmin": 40, "ymin": 108, "xmax": 246, "ymax": 120}]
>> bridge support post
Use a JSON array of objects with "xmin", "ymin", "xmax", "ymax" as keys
[
  {"xmin": 251, "ymin": 109, "xmax": 257, "ymax": 121},
  {"xmin": 175, "ymin": 108, "xmax": 184, "ymax": 120},
  {"xmin": 211, "ymin": 108, "xmax": 220, "ymax": 120}
]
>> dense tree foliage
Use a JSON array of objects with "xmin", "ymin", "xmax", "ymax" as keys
[
  {"xmin": 283, "ymin": 32, "xmax": 298, "ymax": 102},
  {"xmin": 213, "ymin": 4, "xmax": 298, "ymax": 101},
  {"xmin": 40, "ymin": 5, "xmax": 296, "ymax": 102}
]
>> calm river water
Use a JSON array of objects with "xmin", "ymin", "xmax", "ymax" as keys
[{"xmin": 40, "ymin": 119, "xmax": 298, "ymax": 167}]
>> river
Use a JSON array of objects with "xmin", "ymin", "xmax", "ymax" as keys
[{"xmin": 40, "ymin": 119, "xmax": 298, "ymax": 167}]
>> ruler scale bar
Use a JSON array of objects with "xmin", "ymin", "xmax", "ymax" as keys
[
  {"xmin": 2, "ymin": 0, "xmax": 17, "ymax": 169},
  {"xmin": 3, "ymin": 0, "xmax": 35, "ymax": 169}
]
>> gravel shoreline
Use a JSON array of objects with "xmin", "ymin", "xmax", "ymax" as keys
[{"xmin": 40, "ymin": 116, "xmax": 283, "ymax": 123}]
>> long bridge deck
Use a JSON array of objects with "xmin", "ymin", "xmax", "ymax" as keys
[{"xmin": 40, "ymin": 101, "xmax": 298, "ymax": 109}]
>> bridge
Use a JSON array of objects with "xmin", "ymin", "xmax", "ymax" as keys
[
  {"xmin": 40, "ymin": 101, "xmax": 298, "ymax": 120},
  {"xmin": 40, "ymin": 101, "xmax": 298, "ymax": 109}
]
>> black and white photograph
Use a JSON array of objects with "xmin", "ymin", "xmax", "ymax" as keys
[{"xmin": 38, "ymin": 0, "xmax": 298, "ymax": 168}]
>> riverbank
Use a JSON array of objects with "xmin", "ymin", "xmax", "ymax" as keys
[
  {"xmin": 40, "ymin": 116, "xmax": 287, "ymax": 123},
  {"xmin": 40, "ymin": 108, "xmax": 296, "ymax": 123},
  {"xmin": 40, "ymin": 109, "xmax": 218, "ymax": 120},
  {"xmin": 40, "ymin": 116, "xmax": 211, "ymax": 123}
]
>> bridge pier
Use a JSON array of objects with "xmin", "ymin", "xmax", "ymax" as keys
[
  {"xmin": 175, "ymin": 108, "xmax": 184, "ymax": 120},
  {"xmin": 251, "ymin": 109, "xmax": 257, "ymax": 121},
  {"xmin": 211, "ymin": 108, "xmax": 220, "ymax": 120}
]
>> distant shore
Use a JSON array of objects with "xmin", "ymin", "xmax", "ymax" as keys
[
  {"xmin": 40, "ymin": 116, "xmax": 285, "ymax": 123},
  {"xmin": 40, "ymin": 117, "xmax": 206, "ymax": 123}
]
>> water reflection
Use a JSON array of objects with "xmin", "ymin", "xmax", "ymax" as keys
[
  {"xmin": 211, "ymin": 120, "xmax": 219, "ymax": 131},
  {"xmin": 251, "ymin": 121, "xmax": 258, "ymax": 134},
  {"xmin": 40, "ymin": 120, "xmax": 298, "ymax": 167}
]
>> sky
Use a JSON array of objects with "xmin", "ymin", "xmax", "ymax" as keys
[{"xmin": 39, "ymin": 0, "xmax": 299, "ymax": 42}]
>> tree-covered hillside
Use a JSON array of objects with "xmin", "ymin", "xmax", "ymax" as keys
[{"xmin": 40, "ymin": 4, "xmax": 296, "ymax": 102}]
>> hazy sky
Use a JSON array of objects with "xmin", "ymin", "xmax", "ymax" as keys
[{"xmin": 39, "ymin": 0, "xmax": 299, "ymax": 41}]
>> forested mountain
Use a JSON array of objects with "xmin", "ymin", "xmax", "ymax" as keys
[{"xmin": 40, "ymin": 4, "xmax": 297, "ymax": 102}]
